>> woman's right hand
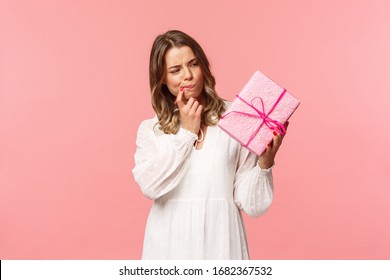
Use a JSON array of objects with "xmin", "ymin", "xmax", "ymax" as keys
[{"xmin": 175, "ymin": 87, "xmax": 203, "ymax": 134}]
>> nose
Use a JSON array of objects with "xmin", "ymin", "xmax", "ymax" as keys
[{"xmin": 183, "ymin": 66, "xmax": 193, "ymax": 80}]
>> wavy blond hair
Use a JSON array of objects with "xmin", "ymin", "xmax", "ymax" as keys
[{"xmin": 149, "ymin": 30, "xmax": 226, "ymax": 134}]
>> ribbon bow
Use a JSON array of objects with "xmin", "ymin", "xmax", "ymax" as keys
[{"xmin": 221, "ymin": 89, "xmax": 287, "ymax": 148}]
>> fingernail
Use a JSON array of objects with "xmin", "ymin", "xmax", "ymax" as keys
[
  {"xmin": 267, "ymin": 143, "xmax": 271, "ymax": 147},
  {"xmin": 273, "ymin": 131, "xmax": 277, "ymax": 136}
]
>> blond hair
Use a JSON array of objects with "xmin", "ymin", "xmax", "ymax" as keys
[{"xmin": 149, "ymin": 30, "xmax": 226, "ymax": 134}]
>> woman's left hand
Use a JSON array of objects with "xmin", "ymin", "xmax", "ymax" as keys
[{"xmin": 257, "ymin": 121, "xmax": 289, "ymax": 169}]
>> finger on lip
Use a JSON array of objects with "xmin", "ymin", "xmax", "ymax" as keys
[{"xmin": 175, "ymin": 88, "xmax": 184, "ymax": 104}]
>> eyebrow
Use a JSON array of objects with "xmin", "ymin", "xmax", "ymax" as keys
[{"xmin": 168, "ymin": 58, "xmax": 197, "ymax": 69}]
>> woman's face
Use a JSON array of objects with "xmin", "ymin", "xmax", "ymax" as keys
[{"xmin": 164, "ymin": 46, "xmax": 204, "ymax": 102}]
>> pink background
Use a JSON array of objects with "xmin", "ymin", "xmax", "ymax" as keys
[{"xmin": 1, "ymin": 0, "xmax": 389, "ymax": 259}]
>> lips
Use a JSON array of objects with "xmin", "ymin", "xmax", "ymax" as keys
[{"xmin": 179, "ymin": 85, "xmax": 196, "ymax": 92}]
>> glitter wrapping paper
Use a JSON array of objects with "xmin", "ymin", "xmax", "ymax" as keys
[{"xmin": 218, "ymin": 70, "xmax": 300, "ymax": 156}]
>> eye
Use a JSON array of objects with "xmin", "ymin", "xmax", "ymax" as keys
[
  {"xmin": 190, "ymin": 62, "xmax": 198, "ymax": 67},
  {"xmin": 170, "ymin": 68, "xmax": 180, "ymax": 74}
]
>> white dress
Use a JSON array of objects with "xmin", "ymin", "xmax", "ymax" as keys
[{"xmin": 132, "ymin": 113, "xmax": 275, "ymax": 260}]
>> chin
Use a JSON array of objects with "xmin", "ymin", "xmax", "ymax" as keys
[{"xmin": 185, "ymin": 91, "xmax": 202, "ymax": 100}]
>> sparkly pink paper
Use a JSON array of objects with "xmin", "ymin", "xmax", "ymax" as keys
[{"xmin": 218, "ymin": 70, "xmax": 300, "ymax": 156}]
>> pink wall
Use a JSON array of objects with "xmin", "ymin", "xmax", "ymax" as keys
[{"xmin": 1, "ymin": 0, "xmax": 389, "ymax": 259}]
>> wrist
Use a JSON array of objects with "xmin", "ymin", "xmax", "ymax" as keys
[
  {"xmin": 178, "ymin": 128, "xmax": 198, "ymax": 142},
  {"xmin": 180, "ymin": 124, "xmax": 197, "ymax": 134},
  {"xmin": 257, "ymin": 160, "xmax": 274, "ymax": 170}
]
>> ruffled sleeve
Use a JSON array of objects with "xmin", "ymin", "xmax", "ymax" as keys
[
  {"xmin": 132, "ymin": 118, "xmax": 197, "ymax": 200},
  {"xmin": 233, "ymin": 146, "xmax": 275, "ymax": 218}
]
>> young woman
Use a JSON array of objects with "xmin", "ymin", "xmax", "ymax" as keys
[{"xmin": 132, "ymin": 30, "xmax": 288, "ymax": 259}]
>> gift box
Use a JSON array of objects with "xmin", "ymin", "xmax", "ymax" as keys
[{"xmin": 218, "ymin": 70, "xmax": 300, "ymax": 156}]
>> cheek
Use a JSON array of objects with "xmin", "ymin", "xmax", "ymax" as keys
[
  {"xmin": 166, "ymin": 76, "xmax": 180, "ymax": 95},
  {"xmin": 199, "ymin": 74, "xmax": 204, "ymax": 84},
  {"xmin": 196, "ymin": 69, "xmax": 204, "ymax": 83},
  {"xmin": 197, "ymin": 73, "xmax": 204, "ymax": 89},
  {"xmin": 166, "ymin": 74, "xmax": 181, "ymax": 85}
]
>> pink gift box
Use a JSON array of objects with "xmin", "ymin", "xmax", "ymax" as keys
[{"xmin": 218, "ymin": 70, "xmax": 300, "ymax": 156}]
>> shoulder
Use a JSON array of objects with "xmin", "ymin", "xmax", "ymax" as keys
[
  {"xmin": 137, "ymin": 116, "xmax": 160, "ymax": 136},
  {"xmin": 138, "ymin": 116, "xmax": 158, "ymax": 128}
]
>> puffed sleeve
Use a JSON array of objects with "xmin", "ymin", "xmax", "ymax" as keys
[
  {"xmin": 132, "ymin": 118, "xmax": 197, "ymax": 200},
  {"xmin": 233, "ymin": 146, "xmax": 275, "ymax": 218}
]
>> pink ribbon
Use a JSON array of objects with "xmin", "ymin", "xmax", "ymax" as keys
[{"xmin": 221, "ymin": 89, "xmax": 287, "ymax": 148}]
